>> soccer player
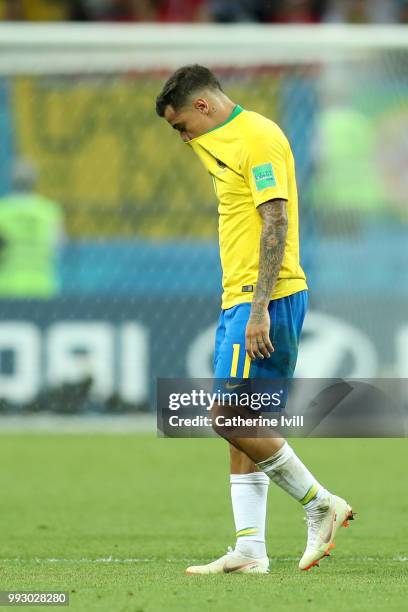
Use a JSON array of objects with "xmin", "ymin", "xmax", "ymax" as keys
[{"xmin": 156, "ymin": 65, "xmax": 353, "ymax": 574}]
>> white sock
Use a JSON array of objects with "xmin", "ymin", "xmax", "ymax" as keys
[
  {"xmin": 257, "ymin": 442, "xmax": 329, "ymax": 508},
  {"xmin": 230, "ymin": 472, "xmax": 269, "ymax": 559}
]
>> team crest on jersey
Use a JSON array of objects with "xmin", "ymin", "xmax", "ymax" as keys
[{"xmin": 252, "ymin": 163, "xmax": 276, "ymax": 190}]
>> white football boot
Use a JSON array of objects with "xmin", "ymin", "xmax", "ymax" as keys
[
  {"xmin": 299, "ymin": 494, "xmax": 354, "ymax": 571},
  {"xmin": 186, "ymin": 547, "xmax": 269, "ymax": 575}
]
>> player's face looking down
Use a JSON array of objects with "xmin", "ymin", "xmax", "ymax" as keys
[{"xmin": 164, "ymin": 93, "xmax": 231, "ymax": 142}]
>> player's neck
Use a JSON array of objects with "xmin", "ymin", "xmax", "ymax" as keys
[{"xmin": 212, "ymin": 99, "xmax": 237, "ymax": 127}]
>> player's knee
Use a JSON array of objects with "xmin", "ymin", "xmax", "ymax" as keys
[
  {"xmin": 210, "ymin": 402, "xmax": 226, "ymax": 437},
  {"xmin": 210, "ymin": 402, "xmax": 241, "ymax": 441}
]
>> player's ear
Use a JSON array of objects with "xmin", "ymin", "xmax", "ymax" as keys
[{"xmin": 193, "ymin": 97, "xmax": 210, "ymax": 115}]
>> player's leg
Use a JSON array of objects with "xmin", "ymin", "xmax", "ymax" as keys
[
  {"xmin": 230, "ymin": 444, "xmax": 255, "ymax": 474},
  {"xmin": 219, "ymin": 308, "xmax": 272, "ymax": 569},
  {"xmin": 186, "ymin": 451, "xmax": 271, "ymax": 574},
  {"xmin": 226, "ymin": 433, "xmax": 353, "ymax": 570},
  {"xmin": 229, "ymin": 445, "xmax": 270, "ymax": 561},
  {"xmin": 186, "ymin": 307, "xmax": 270, "ymax": 575},
  {"xmin": 215, "ymin": 291, "xmax": 354, "ymax": 570}
]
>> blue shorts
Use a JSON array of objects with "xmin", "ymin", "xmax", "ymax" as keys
[{"xmin": 214, "ymin": 290, "xmax": 308, "ymax": 380}]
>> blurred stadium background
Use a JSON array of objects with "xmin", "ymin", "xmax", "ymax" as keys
[{"xmin": 0, "ymin": 0, "xmax": 407, "ymax": 417}]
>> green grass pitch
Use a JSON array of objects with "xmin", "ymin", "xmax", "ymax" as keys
[{"xmin": 0, "ymin": 434, "xmax": 407, "ymax": 611}]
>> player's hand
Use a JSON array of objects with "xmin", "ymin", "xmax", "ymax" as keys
[{"xmin": 245, "ymin": 306, "xmax": 274, "ymax": 360}]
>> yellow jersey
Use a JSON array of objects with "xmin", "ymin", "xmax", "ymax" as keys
[{"xmin": 188, "ymin": 105, "xmax": 307, "ymax": 310}]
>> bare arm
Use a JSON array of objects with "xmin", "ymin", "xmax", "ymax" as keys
[{"xmin": 245, "ymin": 199, "xmax": 288, "ymax": 360}]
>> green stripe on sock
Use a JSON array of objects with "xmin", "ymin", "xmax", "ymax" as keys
[
  {"xmin": 236, "ymin": 527, "xmax": 258, "ymax": 538},
  {"xmin": 300, "ymin": 484, "xmax": 319, "ymax": 506}
]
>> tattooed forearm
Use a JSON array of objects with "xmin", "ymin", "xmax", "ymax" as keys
[{"xmin": 250, "ymin": 199, "xmax": 288, "ymax": 323}]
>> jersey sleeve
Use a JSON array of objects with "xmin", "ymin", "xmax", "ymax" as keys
[{"xmin": 241, "ymin": 129, "xmax": 289, "ymax": 207}]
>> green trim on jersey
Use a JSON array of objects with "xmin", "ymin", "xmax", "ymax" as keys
[{"xmin": 205, "ymin": 104, "xmax": 243, "ymax": 135}]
